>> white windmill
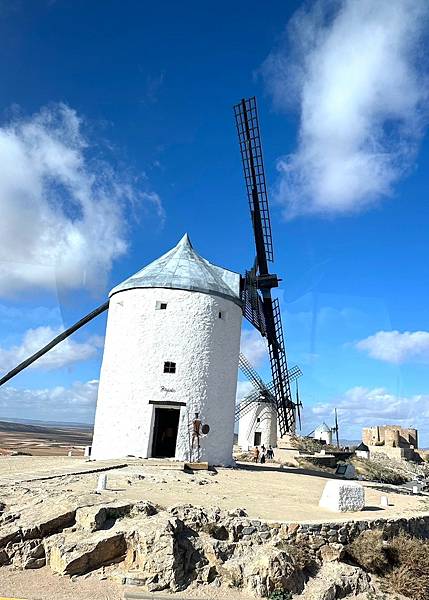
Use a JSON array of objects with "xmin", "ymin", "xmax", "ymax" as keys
[
  {"xmin": 0, "ymin": 97, "xmax": 302, "ymax": 466},
  {"xmin": 91, "ymin": 234, "xmax": 242, "ymax": 465}
]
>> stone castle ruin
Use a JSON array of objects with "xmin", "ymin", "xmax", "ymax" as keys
[{"xmin": 362, "ymin": 425, "xmax": 418, "ymax": 460}]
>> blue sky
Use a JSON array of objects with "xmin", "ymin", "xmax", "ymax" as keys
[{"xmin": 0, "ymin": 0, "xmax": 428, "ymax": 444}]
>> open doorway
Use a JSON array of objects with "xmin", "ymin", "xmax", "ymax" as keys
[
  {"xmin": 151, "ymin": 408, "xmax": 180, "ymax": 458},
  {"xmin": 253, "ymin": 431, "xmax": 262, "ymax": 446}
]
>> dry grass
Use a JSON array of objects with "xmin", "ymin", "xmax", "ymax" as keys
[
  {"xmin": 346, "ymin": 530, "xmax": 429, "ymax": 600},
  {"xmin": 290, "ymin": 435, "xmax": 338, "ymax": 454},
  {"xmin": 386, "ymin": 564, "xmax": 428, "ymax": 600},
  {"xmin": 351, "ymin": 457, "xmax": 408, "ymax": 485},
  {"xmin": 295, "ymin": 456, "xmax": 334, "ymax": 473},
  {"xmin": 346, "ymin": 530, "xmax": 390, "ymax": 574}
]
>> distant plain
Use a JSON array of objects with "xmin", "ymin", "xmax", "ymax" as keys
[{"xmin": 0, "ymin": 420, "xmax": 93, "ymax": 456}]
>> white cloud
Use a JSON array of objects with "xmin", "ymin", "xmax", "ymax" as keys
[
  {"xmin": 240, "ymin": 328, "xmax": 268, "ymax": 367},
  {"xmin": 356, "ymin": 330, "xmax": 429, "ymax": 364},
  {"xmin": 309, "ymin": 386, "xmax": 429, "ymax": 446},
  {"xmin": 0, "ymin": 103, "xmax": 162, "ymax": 297},
  {"xmin": 262, "ymin": 0, "xmax": 429, "ymax": 217},
  {"xmin": 0, "ymin": 380, "xmax": 98, "ymax": 423},
  {"xmin": 0, "ymin": 326, "xmax": 103, "ymax": 372}
]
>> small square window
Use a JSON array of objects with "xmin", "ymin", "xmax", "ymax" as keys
[
  {"xmin": 156, "ymin": 301, "xmax": 168, "ymax": 310},
  {"xmin": 164, "ymin": 361, "xmax": 176, "ymax": 374},
  {"xmin": 256, "ymin": 418, "xmax": 260, "ymax": 423}
]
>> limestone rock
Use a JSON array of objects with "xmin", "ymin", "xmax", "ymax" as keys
[
  {"xmin": 76, "ymin": 502, "xmax": 135, "ymax": 532},
  {"xmin": 126, "ymin": 512, "xmax": 214, "ymax": 591},
  {"xmin": 296, "ymin": 562, "xmax": 373, "ymax": 599},
  {"xmin": 0, "ymin": 526, "xmax": 20, "ymax": 549},
  {"xmin": 220, "ymin": 543, "xmax": 308, "ymax": 597},
  {"xmin": 125, "ymin": 514, "xmax": 190, "ymax": 591},
  {"xmin": 19, "ymin": 504, "xmax": 76, "ymax": 540},
  {"xmin": 319, "ymin": 543, "xmax": 344, "ymax": 563},
  {"xmin": 0, "ymin": 504, "xmax": 76, "ymax": 556},
  {"xmin": 131, "ymin": 500, "xmax": 157, "ymax": 517},
  {"xmin": 75, "ymin": 505, "xmax": 109, "ymax": 532},
  {"xmin": 44, "ymin": 529, "xmax": 127, "ymax": 576},
  {"xmin": 9, "ymin": 539, "xmax": 45, "ymax": 569},
  {"xmin": 0, "ymin": 549, "xmax": 10, "ymax": 566},
  {"xmin": 168, "ymin": 504, "xmax": 222, "ymax": 529},
  {"xmin": 319, "ymin": 481, "xmax": 365, "ymax": 512}
]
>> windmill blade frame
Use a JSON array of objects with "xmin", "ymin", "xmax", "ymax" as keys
[
  {"xmin": 241, "ymin": 269, "xmax": 266, "ymax": 336},
  {"xmin": 234, "ymin": 97, "xmax": 273, "ymax": 263},
  {"xmin": 295, "ymin": 380, "xmax": 302, "ymax": 432},
  {"xmin": 0, "ymin": 301, "xmax": 109, "ymax": 388},
  {"xmin": 334, "ymin": 408, "xmax": 340, "ymax": 447},
  {"xmin": 238, "ymin": 353, "xmax": 269, "ymax": 392},
  {"xmin": 234, "ymin": 96, "xmax": 296, "ymax": 437},
  {"xmin": 235, "ymin": 354, "xmax": 302, "ymax": 423}
]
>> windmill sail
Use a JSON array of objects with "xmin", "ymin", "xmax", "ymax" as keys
[
  {"xmin": 0, "ymin": 301, "xmax": 109, "ymax": 387},
  {"xmin": 235, "ymin": 354, "xmax": 302, "ymax": 423},
  {"xmin": 234, "ymin": 98, "xmax": 274, "ymax": 263},
  {"xmin": 241, "ymin": 269, "xmax": 266, "ymax": 336},
  {"xmin": 234, "ymin": 96, "xmax": 296, "ymax": 436}
]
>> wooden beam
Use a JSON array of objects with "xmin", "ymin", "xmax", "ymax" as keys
[{"xmin": 0, "ymin": 301, "xmax": 109, "ymax": 387}]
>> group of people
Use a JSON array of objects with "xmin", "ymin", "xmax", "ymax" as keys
[{"xmin": 253, "ymin": 444, "xmax": 274, "ymax": 463}]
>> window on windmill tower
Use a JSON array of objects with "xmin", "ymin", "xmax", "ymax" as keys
[
  {"xmin": 164, "ymin": 361, "xmax": 176, "ymax": 374},
  {"xmin": 218, "ymin": 311, "xmax": 225, "ymax": 319},
  {"xmin": 156, "ymin": 301, "xmax": 168, "ymax": 310}
]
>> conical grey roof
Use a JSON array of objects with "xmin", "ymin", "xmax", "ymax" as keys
[
  {"xmin": 315, "ymin": 422, "xmax": 331, "ymax": 434},
  {"xmin": 110, "ymin": 234, "xmax": 241, "ymax": 306},
  {"xmin": 356, "ymin": 442, "xmax": 369, "ymax": 451}
]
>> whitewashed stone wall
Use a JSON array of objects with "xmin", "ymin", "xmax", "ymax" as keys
[
  {"xmin": 238, "ymin": 403, "xmax": 277, "ymax": 451},
  {"xmin": 319, "ymin": 481, "xmax": 365, "ymax": 512},
  {"xmin": 92, "ymin": 287, "xmax": 242, "ymax": 465}
]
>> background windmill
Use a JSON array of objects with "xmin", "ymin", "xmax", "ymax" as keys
[
  {"xmin": 0, "ymin": 96, "xmax": 301, "ymax": 447},
  {"xmin": 235, "ymin": 353, "xmax": 302, "ymax": 450},
  {"xmin": 307, "ymin": 408, "xmax": 340, "ymax": 448}
]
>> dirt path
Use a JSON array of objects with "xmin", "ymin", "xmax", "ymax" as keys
[
  {"xmin": 0, "ymin": 566, "xmax": 122, "ymax": 600},
  {"xmin": 0, "ymin": 566, "xmax": 254, "ymax": 600}
]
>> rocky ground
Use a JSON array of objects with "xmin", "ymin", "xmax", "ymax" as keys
[
  {"xmin": 0, "ymin": 456, "xmax": 427, "ymax": 599},
  {"xmin": 0, "ymin": 455, "xmax": 425, "ymax": 522}
]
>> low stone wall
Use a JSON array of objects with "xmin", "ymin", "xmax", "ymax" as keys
[
  {"xmin": 368, "ymin": 445, "xmax": 417, "ymax": 461},
  {"xmin": 230, "ymin": 513, "xmax": 429, "ymax": 552}
]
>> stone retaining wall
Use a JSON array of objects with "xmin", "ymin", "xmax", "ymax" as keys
[{"xmin": 229, "ymin": 513, "xmax": 429, "ymax": 553}]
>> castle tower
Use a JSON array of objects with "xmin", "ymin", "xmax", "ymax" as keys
[{"xmin": 91, "ymin": 234, "xmax": 242, "ymax": 466}]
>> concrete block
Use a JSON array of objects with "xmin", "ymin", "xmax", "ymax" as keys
[
  {"xmin": 319, "ymin": 480, "xmax": 365, "ymax": 512},
  {"xmin": 96, "ymin": 474, "xmax": 107, "ymax": 492}
]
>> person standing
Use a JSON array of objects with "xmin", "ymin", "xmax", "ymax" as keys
[{"xmin": 253, "ymin": 446, "xmax": 260, "ymax": 463}]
